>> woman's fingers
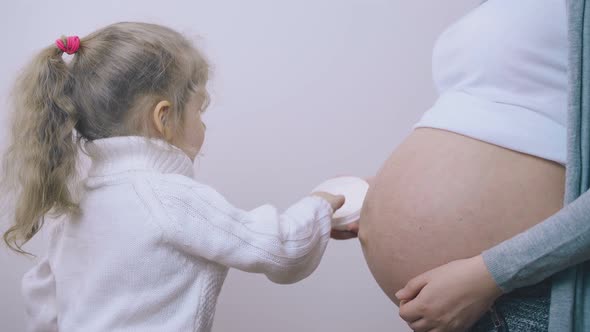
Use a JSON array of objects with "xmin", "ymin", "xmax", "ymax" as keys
[
  {"xmin": 408, "ymin": 318, "xmax": 435, "ymax": 332},
  {"xmin": 398, "ymin": 300, "xmax": 423, "ymax": 323},
  {"xmin": 396, "ymin": 274, "xmax": 429, "ymax": 301}
]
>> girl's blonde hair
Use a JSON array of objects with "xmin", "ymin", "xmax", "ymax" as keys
[{"xmin": 2, "ymin": 22, "xmax": 209, "ymax": 254}]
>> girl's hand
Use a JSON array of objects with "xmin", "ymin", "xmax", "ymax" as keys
[
  {"xmin": 311, "ymin": 192, "xmax": 345, "ymax": 213},
  {"xmin": 329, "ymin": 176, "xmax": 373, "ymax": 240},
  {"xmin": 330, "ymin": 222, "xmax": 359, "ymax": 240},
  {"xmin": 396, "ymin": 255, "xmax": 503, "ymax": 332},
  {"xmin": 312, "ymin": 191, "xmax": 355, "ymax": 240},
  {"xmin": 312, "ymin": 192, "xmax": 357, "ymax": 239}
]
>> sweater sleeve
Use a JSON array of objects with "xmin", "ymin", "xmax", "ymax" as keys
[
  {"xmin": 482, "ymin": 189, "xmax": 590, "ymax": 292},
  {"xmin": 22, "ymin": 256, "xmax": 58, "ymax": 332},
  {"xmin": 154, "ymin": 181, "xmax": 334, "ymax": 284}
]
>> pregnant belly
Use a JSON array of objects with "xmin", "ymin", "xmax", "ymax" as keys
[{"xmin": 359, "ymin": 128, "xmax": 565, "ymax": 305}]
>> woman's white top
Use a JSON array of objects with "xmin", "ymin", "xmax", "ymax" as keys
[{"xmin": 415, "ymin": 0, "xmax": 568, "ymax": 164}]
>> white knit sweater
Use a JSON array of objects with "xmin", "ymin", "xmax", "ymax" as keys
[{"xmin": 22, "ymin": 136, "xmax": 334, "ymax": 332}]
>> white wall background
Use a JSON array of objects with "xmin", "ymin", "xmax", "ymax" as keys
[{"xmin": 0, "ymin": 1, "xmax": 476, "ymax": 331}]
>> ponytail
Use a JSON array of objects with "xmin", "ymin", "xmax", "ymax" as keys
[
  {"xmin": 3, "ymin": 42, "xmax": 79, "ymax": 254},
  {"xmin": 2, "ymin": 23, "xmax": 210, "ymax": 254}
]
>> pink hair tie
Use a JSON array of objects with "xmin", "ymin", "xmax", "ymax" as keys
[{"xmin": 55, "ymin": 36, "xmax": 80, "ymax": 55}]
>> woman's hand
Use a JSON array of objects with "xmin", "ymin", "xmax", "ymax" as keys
[{"xmin": 396, "ymin": 255, "xmax": 503, "ymax": 332}]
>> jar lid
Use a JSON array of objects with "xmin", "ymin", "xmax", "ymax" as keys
[{"xmin": 312, "ymin": 176, "xmax": 369, "ymax": 230}]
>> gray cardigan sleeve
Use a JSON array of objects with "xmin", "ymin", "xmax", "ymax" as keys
[
  {"xmin": 482, "ymin": 0, "xmax": 590, "ymax": 294},
  {"xmin": 482, "ymin": 190, "xmax": 590, "ymax": 292}
]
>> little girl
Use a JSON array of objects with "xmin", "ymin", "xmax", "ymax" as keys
[{"xmin": 2, "ymin": 22, "xmax": 344, "ymax": 331}]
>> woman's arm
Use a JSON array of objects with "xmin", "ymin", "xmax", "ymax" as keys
[
  {"xmin": 395, "ymin": 188, "xmax": 590, "ymax": 332},
  {"xmin": 482, "ymin": 187, "xmax": 590, "ymax": 292}
]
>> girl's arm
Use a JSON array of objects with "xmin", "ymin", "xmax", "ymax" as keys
[{"xmin": 154, "ymin": 180, "xmax": 341, "ymax": 284}]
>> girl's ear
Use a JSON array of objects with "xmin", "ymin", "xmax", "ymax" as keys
[{"xmin": 152, "ymin": 100, "xmax": 173, "ymax": 139}]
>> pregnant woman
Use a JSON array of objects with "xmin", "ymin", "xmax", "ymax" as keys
[{"xmin": 349, "ymin": 0, "xmax": 590, "ymax": 331}]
